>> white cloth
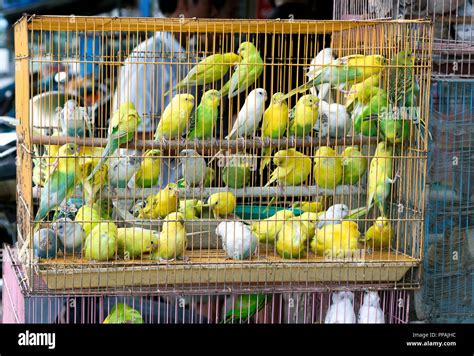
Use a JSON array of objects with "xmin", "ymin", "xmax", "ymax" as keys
[{"xmin": 114, "ymin": 32, "xmax": 194, "ymax": 186}]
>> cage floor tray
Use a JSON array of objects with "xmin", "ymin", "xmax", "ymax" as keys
[{"xmin": 35, "ymin": 247, "xmax": 419, "ymax": 290}]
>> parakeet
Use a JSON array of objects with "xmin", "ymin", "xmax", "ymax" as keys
[
  {"xmin": 359, "ymin": 216, "xmax": 394, "ymax": 251},
  {"xmin": 292, "ymin": 201, "xmax": 324, "ymax": 214},
  {"xmin": 290, "ymin": 212, "xmax": 319, "ymax": 239},
  {"xmin": 75, "ymin": 205, "xmax": 101, "ymax": 237},
  {"xmin": 116, "ymin": 227, "xmax": 159, "ymax": 259},
  {"xmin": 222, "ymin": 294, "xmax": 270, "ymax": 324},
  {"xmin": 108, "ymin": 149, "xmax": 141, "ymax": 188},
  {"xmin": 307, "ymin": 48, "xmax": 336, "ymax": 102},
  {"xmin": 35, "ymin": 143, "xmax": 81, "ymax": 223},
  {"xmin": 83, "ymin": 222, "xmax": 117, "ymax": 261},
  {"xmin": 313, "ymin": 146, "xmax": 343, "ymax": 189},
  {"xmin": 33, "ymin": 228, "xmax": 57, "ymax": 259},
  {"xmin": 358, "ymin": 291, "xmax": 385, "ymax": 324},
  {"xmin": 216, "ymin": 221, "xmax": 257, "ymax": 260},
  {"xmin": 347, "ymin": 142, "xmax": 394, "ymax": 219},
  {"xmin": 165, "ymin": 52, "xmax": 241, "ymax": 96},
  {"xmin": 87, "ymin": 102, "xmax": 141, "ymax": 180},
  {"xmin": 260, "ymin": 92, "xmax": 289, "ymax": 175},
  {"xmin": 312, "ymin": 221, "xmax": 360, "ymax": 258},
  {"xmin": 151, "ymin": 212, "xmax": 187, "ymax": 261},
  {"xmin": 315, "ymin": 100, "xmax": 350, "ymax": 138},
  {"xmin": 379, "ymin": 110, "xmax": 411, "ymax": 144},
  {"xmin": 341, "ymin": 146, "xmax": 368, "ymax": 184},
  {"xmin": 221, "ymin": 155, "xmax": 252, "ymax": 188},
  {"xmin": 59, "ymin": 99, "xmax": 92, "ymax": 138},
  {"xmin": 138, "ymin": 183, "xmax": 179, "ymax": 219},
  {"xmin": 265, "ymin": 149, "xmax": 312, "ymax": 187},
  {"xmin": 283, "ymin": 54, "xmax": 386, "ymax": 100},
  {"xmin": 206, "ymin": 192, "xmax": 236, "ymax": 218},
  {"xmin": 221, "ymin": 42, "xmax": 264, "ymax": 98},
  {"xmin": 154, "ymin": 94, "xmax": 194, "ymax": 140},
  {"xmin": 317, "ymin": 204, "xmax": 350, "ymax": 229},
  {"xmin": 52, "ymin": 217, "xmax": 85, "ymax": 255},
  {"xmin": 103, "ymin": 303, "xmax": 144, "ymax": 324},
  {"xmin": 276, "ymin": 220, "xmax": 308, "ymax": 259},
  {"xmin": 388, "ymin": 50, "xmax": 417, "ymax": 107},
  {"xmin": 179, "ymin": 149, "xmax": 208, "ymax": 187},
  {"xmin": 251, "ymin": 209, "xmax": 294, "ymax": 244},
  {"xmin": 129, "ymin": 149, "xmax": 161, "ymax": 188},
  {"xmin": 288, "ymin": 94, "xmax": 319, "ymax": 137},
  {"xmin": 203, "ymin": 167, "xmax": 216, "ymax": 187},
  {"xmin": 352, "ymin": 89, "xmax": 389, "ymax": 136},
  {"xmin": 79, "ymin": 157, "xmax": 108, "ymax": 204},
  {"xmin": 226, "ymin": 88, "xmax": 267, "ymax": 139},
  {"xmin": 324, "ymin": 291, "xmax": 357, "ymax": 324},
  {"xmin": 345, "ymin": 74, "xmax": 381, "ymax": 111},
  {"xmin": 187, "ymin": 89, "xmax": 221, "ymax": 139},
  {"xmin": 178, "ymin": 199, "xmax": 202, "ymax": 219}
]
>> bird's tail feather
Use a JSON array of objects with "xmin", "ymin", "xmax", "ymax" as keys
[{"xmin": 259, "ymin": 147, "xmax": 272, "ymax": 176}]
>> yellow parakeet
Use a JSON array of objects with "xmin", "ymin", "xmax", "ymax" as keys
[
  {"xmin": 83, "ymin": 222, "xmax": 117, "ymax": 261},
  {"xmin": 79, "ymin": 157, "xmax": 108, "ymax": 205},
  {"xmin": 251, "ymin": 209, "xmax": 294, "ymax": 244},
  {"xmin": 345, "ymin": 74, "xmax": 381, "ymax": 111},
  {"xmin": 260, "ymin": 92, "xmax": 289, "ymax": 175},
  {"xmin": 313, "ymin": 146, "xmax": 343, "ymax": 189},
  {"xmin": 151, "ymin": 212, "xmax": 187, "ymax": 261},
  {"xmin": 206, "ymin": 192, "xmax": 236, "ymax": 218},
  {"xmin": 311, "ymin": 221, "xmax": 360, "ymax": 259},
  {"xmin": 290, "ymin": 212, "xmax": 319, "ymax": 239},
  {"xmin": 265, "ymin": 149, "xmax": 312, "ymax": 187},
  {"xmin": 276, "ymin": 220, "xmax": 308, "ymax": 259},
  {"xmin": 75, "ymin": 205, "xmax": 101, "ymax": 237},
  {"xmin": 154, "ymin": 94, "xmax": 194, "ymax": 139},
  {"xmin": 116, "ymin": 227, "xmax": 159, "ymax": 259},
  {"xmin": 360, "ymin": 216, "xmax": 394, "ymax": 251},
  {"xmin": 138, "ymin": 183, "xmax": 179, "ymax": 219},
  {"xmin": 131, "ymin": 149, "xmax": 161, "ymax": 188},
  {"xmin": 288, "ymin": 94, "xmax": 319, "ymax": 137},
  {"xmin": 292, "ymin": 201, "xmax": 324, "ymax": 214}
]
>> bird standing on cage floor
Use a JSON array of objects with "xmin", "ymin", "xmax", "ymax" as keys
[
  {"xmin": 325, "ymin": 291, "xmax": 356, "ymax": 324},
  {"xmin": 216, "ymin": 221, "xmax": 258, "ymax": 260},
  {"xmin": 358, "ymin": 291, "xmax": 385, "ymax": 324}
]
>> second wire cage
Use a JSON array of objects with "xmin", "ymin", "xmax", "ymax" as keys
[{"xmin": 15, "ymin": 16, "xmax": 432, "ymax": 293}]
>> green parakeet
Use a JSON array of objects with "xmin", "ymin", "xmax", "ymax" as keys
[
  {"xmin": 221, "ymin": 156, "xmax": 252, "ymax": 188},
  {"xmin": 282, "ymin": 54, "xmax": 386, "ymax": 100},
  {"xmin": 155, "ymin": 94, "xmax": 194, "ymax": 139},
  {"xmin": 187, "ymin": 89, "xmax": 221, "ymax": 139},
  {"xmin": 352, "ymin": 90, "xmax": 388, "ymax": 136},
  {"xmin": 379, "ymin": 110, "xmax": 411, "ymax": 144},
  {"xmin": 103, "ymin": 303, "xmax": 143, "ymax": 324},
  {"xmin": 35, "ymin": 143, "xmax": 81, "ymax": 223},
  {"xmin": 341, "ymin": 146, "xmax": 368, "ymax": 184},
  {"xmin": 83, "ymin": 222, "xmax": 117, "ymax": 261},
  {"xmin": 220, "ymin": 41, "xmax": 264, "ymax": 98},
  {"xmin": 87, "ymin": 102, "xmax": 142, "ymax": 180},
  {"xmin": 165, "ymin": 52, "xmax": 241, "ymax": 96},
  {"xmin": 222, "ymin": 294, "xmax": 271, "ymax": 324},
  {"xmin": 388, "ymin": 50, "xmax": 418, "ymax": 107}
]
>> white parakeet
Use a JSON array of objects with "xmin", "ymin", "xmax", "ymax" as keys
[
  {"xmin": 358, "ymin": 291, "xmax": 385, "ymax": 324},
  {"xmin": 307, "ymin": 48, "xmax": 335, "ymax": 102},
  {"xmin": 59, "ymin": 99, "xmax": 93, "ymax": 138},
  {"xmin": 226, "ymin": 88, "xmax": 267, "ymax": 139},
  {"xmin": 215, "ymin": 221, "xmax": 257, "ymax": 260},
  {"xmin": 315, "ymin": 100, "xmax": 351, "ymax": 138},
  {"xmin": 325, "ymin": 291, "xmax": 356, "ymax": 324},
  {"xmin": 317, "ymin": 204, "xmax": 349, "ymax": 229}
]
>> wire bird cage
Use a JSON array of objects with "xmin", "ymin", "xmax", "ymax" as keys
[
  {"xmin": 2, "ymin": 246, "xmax": 410, "ymax": 323},
  {"xmin": 14, "ymin": 15, "xmax": 432, "ymax": 295},
  {"xmin": 333, "ymin": 0, "xmax": 474, "ymax": 77},
  {"xmin": 415, "ymin": 78, "xmax": 474, "ymax": 322}
]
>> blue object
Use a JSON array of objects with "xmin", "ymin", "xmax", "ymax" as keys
[
  {"xmin": 79, "ymin": 33, "xmax": 101, "ymax": 78},
  {"xmin": 33, "ymin": 228, "xmax": 58, "ymax": 259},
  {"xmin": 233, "ymin": 205, "xmax": 303, "ymax": 220}
]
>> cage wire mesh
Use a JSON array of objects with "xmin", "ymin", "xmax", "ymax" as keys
[
  {"xmin": 14, "ymin": 16, "xmax": 432, "ymax": 296},
  {"xmin": 333, "ymin": 0, "xmax": 474, "ymax": 77},
  {"xmin": 2, "ymin": 246, "xmax": 410, "ymax": 323},
  {"xmin": 418, "ymin": 78, "xmax": 474, "ymax": 322}
]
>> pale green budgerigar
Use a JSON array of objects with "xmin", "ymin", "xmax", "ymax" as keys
[
  {"xmin": 103, "ymin": 303, "xmax": 143, "ymax": 324},
  {"xmin": 83, "ymin": 222, "xmax": 117, "ymax": 261}
]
